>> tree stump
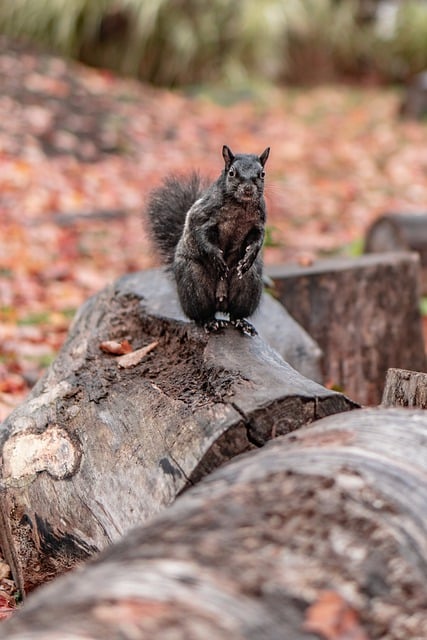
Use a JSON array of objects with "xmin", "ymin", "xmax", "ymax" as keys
[
  {"xmin": 382, "ymin": 367, "xmax": 427, "ymax": 408},
  {"xmin": 365, "ymin": 212, "xmax": 427, "ymax": 292},
  {"xmin": 267, "ymin": 252, "xmax": 426, "ymax": 405},
  {"xmin": 400, "ymin": 70, "xmax": 427, "ymax": 119},
  {"xmin": 2, "ymin": 407, "xmax": 427, "ymax": 639},
  {"xmin": 0, "ymin": 268, "xmax": 355, "ymax": 595}
]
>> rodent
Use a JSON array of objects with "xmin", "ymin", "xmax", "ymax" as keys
[{"xmin": 146, "ymin": 145, "xmax": 270, "ymax": 335}]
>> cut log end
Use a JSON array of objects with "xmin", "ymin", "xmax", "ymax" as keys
[
  {"xmin": 382, "ymin": 367, "xmax": 427, "ymax": 408},
  {"xmin": 267, "ymin": 252, "xmax": 426, "ymax": 405}
]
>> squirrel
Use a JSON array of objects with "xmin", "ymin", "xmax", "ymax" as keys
[{"xmin": 145, "ymin": 145, "xmax": 270, "ymax": 336}]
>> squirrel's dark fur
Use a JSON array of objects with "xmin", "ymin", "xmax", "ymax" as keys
[{"xmin": 146, "ymin": 145, "xmax": 270, "ymax": 335}]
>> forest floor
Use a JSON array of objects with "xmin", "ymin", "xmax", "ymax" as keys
[{"xmin": 1, "ymin": 37, "xmax": 427, "ymax": 426}]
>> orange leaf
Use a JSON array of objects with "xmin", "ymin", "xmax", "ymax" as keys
[
  {"xmin": 99, "ymin": 339, "xmax": 133, "ymax": 355},
  {"xmin": 303, "ymin": 591, "xmax": 369, "ymax": 640},
  {"xmin": 117, "ymin": 341, "xmax": 159, "ymax": 368},
  {"xmin": 0, "ymin": 591, "xmax": 16, "ymax": 621}
]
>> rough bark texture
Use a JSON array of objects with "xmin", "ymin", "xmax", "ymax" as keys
[
  {"xmin": 267, "ymin": 252, "xmax": 426, "ymax": 406},
  {"xmin": 365, "ymin": 212, "xmax": 427, "ymax": 293},
  {"xmin": 382, "ymin": 367, "xmax": 427, "ymax": 408},
  {"xmin": 2, "ymin": 408, "xmax": 427, "ymax": 640},
  {"xmin": 0, "ymin": 268, "xmax": 354, "ymax": 595}
]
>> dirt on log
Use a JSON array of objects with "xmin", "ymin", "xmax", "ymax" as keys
[
  {"xmin": 267, "ymin": 252, "xmax": 426, "ymax": 406},
  {"xmin": 1, "ymin": 408, "xmax": 427, "ymax": 640},
  {"xmin": 0, "ymin": 268, "xmax": 355, "ymax": 595}
]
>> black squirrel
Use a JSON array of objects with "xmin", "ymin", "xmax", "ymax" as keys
[{"xmin": 146, "ymin": 145, "xmax": 270, "ymax": 335}]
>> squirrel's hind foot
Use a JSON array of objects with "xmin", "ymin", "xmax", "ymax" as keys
[
  {"xmin": 230, "ymin": 318, "xmax": 257, "ymax": 336},
  {"xmin": 203, "ymin": 319, "xmax": 230, "ymax": 334},
  {"xmin": 203, "ymin": 318, "xmax": 257, "ymax": 336}
]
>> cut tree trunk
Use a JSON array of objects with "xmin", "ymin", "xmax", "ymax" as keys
[
  {"xmin": 382, "ymin": 367, "xmax": 427, "ymax": 408},
  {"xmin": 0, "ymin": 268, "xmax": 355, "ymax": 595},
  {"xmin": 1, "ymin": 408, "xmax": 427, "ymax": 640},
  {"xmin": 400, "ymin": 70, "xmax": 427, "ymax": 119},
  {"xmin": 267, "ymin": 252, "xmax": 426, "ymax": 406},
  {"xmin": 365, "ymin": 212, "xmax": 427, "ymax": 292}
]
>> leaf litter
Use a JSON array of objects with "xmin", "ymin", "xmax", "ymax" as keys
[{"xmin": 1, "ymin": 40, "xmax": 427, "ymax": 420}]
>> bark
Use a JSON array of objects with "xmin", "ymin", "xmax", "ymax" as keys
[
  {"xmin": 0, "ymin": 268, "xmax": 354, "ymax": 595},
  {"xmin": 382, "ymin": 367, "xmax": 427, "ymax": 408},
  {"xmin": 1, "ymin": 408, "xmax": 427, "ymax": 640},
  {"xmin": 267, "ymin": 252, "xmax": 426, "ymax": 406},
  {"xmin": 365, "ymin": 212, "xmax": 427, "ymax": 293}
]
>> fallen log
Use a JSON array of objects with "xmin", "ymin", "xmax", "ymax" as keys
[
  {"xmin": 0, "ymin": 268, "xmax": 354, "ymax": 595},
  {"xmin": 1, "ymin": 407, "xmax": 427, "ymax": 640},
  {"xmin": 267, "ymin": 252, "xmax": 426, "ymax": 405},
  {"xmin": 382, "ymin": 367, "xmax": 427, "ymax": 408}
]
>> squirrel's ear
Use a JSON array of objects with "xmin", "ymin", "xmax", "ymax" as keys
[
  {"xmin": 259, "ymin": 147, "xmax": 270, "ymax": 167},
  {"xmin": 222, "ymin": 145, "xmax": 234, "ymax": 170}
]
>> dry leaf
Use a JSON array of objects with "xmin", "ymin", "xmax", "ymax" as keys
[
  {"xmin": 117, "ymin": 341, "xmax": 159, "ymax": 368},
  {"xmin": 94, "ymin": 599, "xmax": 171, "ymax": 624},
  {"xmin": 0, "ymin": 608, "xmax": 15, "ymax": 622},
  {"xmin": 297, "ymin": 254, "xmax": 315, "ymax": 267},
  {"xmin": 0, "ymin": 561, "xmax": 10, "ymax": 581},
  {"xmin": 100, "ymin": 339, "xmax": 133, "ymax": 355},
  {"xmin": 0, "ymin": 590, "xmax": 16, "ymax": 621},
  {"xmin": 303, "ymin": 591, "xmax": 369, "ymax": 640}
]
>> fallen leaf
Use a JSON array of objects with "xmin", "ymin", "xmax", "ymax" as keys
[
  {"xmin": 303, "ymin": 591, "xmax": 369, "ymax": 640},
  {"xmin": 94, "ymin": 599, "xmax": 171, "ymax": 624},
  {"xmin": 0, "ymin": 562, "xmax": 10, "ymax": 581},
  {"xmin": 0, "ymin": 374, "xmax": 27, "ymax": 394},
  {"xmin": 100, "ymin": 339, "xmax": 133, "ymax": 355},
  {"xmin": 117, "ymin": 341, "xmax": 159, "ymax": 368},
  {"xmin": 0, "ymin": 608, "xmax": 15, "ymax": 622},
  {"xmin": 297, "ymin": 254, "xmax": 315, "ymax": 267},
  {"xmin": 0, "ymin": 590, "xmax": 16, "ymax": 621}
]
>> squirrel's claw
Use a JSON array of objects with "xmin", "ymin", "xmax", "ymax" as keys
[
  {"xmin": 230, "ymin": 318, "xmax": 257, "ymax": 336},
  {"xmin": 203, "ymin": 319, "xmax": 230, "ymax": 333}
]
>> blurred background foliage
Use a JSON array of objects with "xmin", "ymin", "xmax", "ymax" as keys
[{"xmin": 1, "ymin": 0, "xmax": 427, "ymax": 87}]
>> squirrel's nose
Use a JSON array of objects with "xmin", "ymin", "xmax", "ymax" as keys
[{"xmin": 243, "ymin": 184, "xmax": 254, "ymax": 195}]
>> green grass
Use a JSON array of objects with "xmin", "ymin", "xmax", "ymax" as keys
[
  {"xmin": 419, "ymin": 296, "xmax": 427, "ymax": 317},
  {"xmin": 1, "ymin": 1, "xmax": 427, "ymax": 86},
  {"xmin": 343, "ymin": 237, "xmax": 365, "ymax": 258},
  {"xmin": 17, "ymin": 311, "xmax": 52, "ymax": 326},
  {"xmin": 264, "ymin": 225, "xmax": 282, "ymax": 248},
  {"xmin": 28, "ymin": 353, "xmax": 56, "ymax": 368}
]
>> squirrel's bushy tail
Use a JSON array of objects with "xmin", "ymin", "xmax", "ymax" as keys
[{"xmin": 145, "ymin": 173, "xmax": 206, "ymax": 265}]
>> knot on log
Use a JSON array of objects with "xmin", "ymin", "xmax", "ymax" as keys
[{"xmin": 3, "ymin": 425, "xmax": 81, "ymax": 484}]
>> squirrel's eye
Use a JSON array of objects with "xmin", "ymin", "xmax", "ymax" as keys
[
  {"xmin": 228, "ymin": 167, "xmax": 236, "ymax": 178},
  {"xmin": 260, "ymin": 170, "xmax": 266, "ymax": 179}
]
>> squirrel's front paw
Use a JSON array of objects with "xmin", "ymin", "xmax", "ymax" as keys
[
  {"xmin": 213, "ymin": 252, "xmax": 229, "ymax": 278},
  {"xmin": 236, "ymin": 246, "xmax": 256, "ymax": 279},
  {"xmin": 236, "ymin": 258, "xmax": 250, "ymax": 279}
]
